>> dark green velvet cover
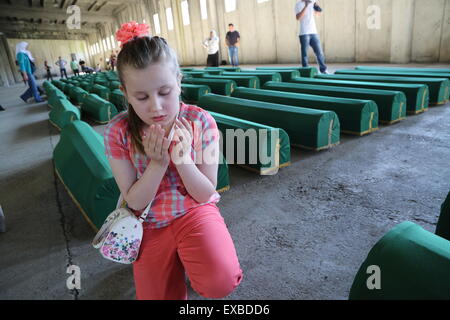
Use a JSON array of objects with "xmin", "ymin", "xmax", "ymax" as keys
[
  {"xmin": 320, "ymin": 73, "xmax": 448, "ymax": 106},
  {"xmin": 263, "ymin": 81, "xmax": 406, "ymax": 124},
  {"xmin": 224, "ymin": 71, "xmax": 282, "ymax": 86},
  {"xmin": 182, "ymin": 78, "xmax": 236, "ymax": 96},
  {"xmin": 202, "ymin": 75, "xmax": 260, "ymax": 89},
  {"xmin": 81, "ymin": 93, "xmax": 118, "ymax": 124},
  {"xmin": 109, "ymin": 89, "xmax": 128, "ymax": 112},
  {"xmin": 234, "ymin": 87, "xmax": 378, "ymax": 135},
  {"xmin": 91, "ymin": 84, "xmax": 111, "ymax": 101},
  {"xmin": 349, "ymin": 221, "xmax": 450, "ymax": 300},
  {"xmin": 345, "ymin": 68, "xmax": 450, "ymax": 82},
  {"xmin": 253, "ymin": 68, "xmax": 300, "ymax": 81},
  {"xmin": 210, "ymin": 111, "xmax": 291, "ymax": 175},
  {"xmin": 197, "ymin": 94, "xmax": 340, "ymax": 151},
  {"xmin": 356, "ymin": 66, "xmax": 450, "ymax": 74},
  {"xmin": 181, "ymin": 84, "xmax": 211, "ymax": 103},
  {"xmin": 49, "ymin": 98, "xmax": 81, "ymax": 130},
  {"xmin": 436, "ymin": 191, "xmax": 450, "ymax": 241},
  {"xmin": 290, "ymin": 77, "xmax": 429, "ymax": 114},
  {"xmin": 255, "ymin": 66, "xmax": 318, "ymax": 78},
  {"xmin": 68, "ymin": 86, "xmax": 89, "ymax": 105}
]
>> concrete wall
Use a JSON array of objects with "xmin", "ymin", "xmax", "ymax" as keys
[
  {"xmin": 5, "ymin": 38, "xmax": 90, "ymax": 80},
  {"xmin": 132, "ymin": 0, "xmax": 450, "ymax": 65}
]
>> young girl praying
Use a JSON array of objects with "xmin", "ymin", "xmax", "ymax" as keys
[{"xmin": 104, "ymin": 22, "xmax": 243, "ymax": 300}]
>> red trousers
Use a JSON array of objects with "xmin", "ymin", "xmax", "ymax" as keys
[{"xmin": 132, "ymin": 203, "xmax": 243, "ymax": 300}]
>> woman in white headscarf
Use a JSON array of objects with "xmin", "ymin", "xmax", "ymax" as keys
[
  {"xmin": 16, "ymin": 41, "xmax": 43, "ymax": 103},
  {"xmin": 202, "ymin": 30, "xmax": 220, "ymax": 67}
]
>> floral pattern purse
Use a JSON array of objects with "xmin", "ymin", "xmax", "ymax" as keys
[{"xmin": 92, "ymin": 197, "xmax": 152, "ymax": 264}]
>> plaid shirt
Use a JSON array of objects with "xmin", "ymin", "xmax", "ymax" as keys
[{"xmin": 104, "ymin": 102, "xmax": 221, "ymax": 229}]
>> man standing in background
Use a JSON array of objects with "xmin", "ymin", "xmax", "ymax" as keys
[
  {"xmin": 295, "ymin": 0, "xmax": 329, "ymax": 74},
  {"xmin": 225, "ymin": 23, "xmax": 240, "ymax": 67},
  {"xmin": 55, "ymin": 56, "xmax": 68, "ymax": 79},
  {"xmin": 70, "ymin": 58, "xmax": 80, "ymax": 76}
]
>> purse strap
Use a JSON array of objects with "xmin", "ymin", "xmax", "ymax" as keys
[{"xmin": 117, "ymin": 194, "xmax": 153, "ymax": 224}]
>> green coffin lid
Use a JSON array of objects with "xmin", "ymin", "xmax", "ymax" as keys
[
  {"xmin": 53, "ymin": 120, "xmax": 120, "ymax": 230},
  {"xmin": 263, "ymin": 81, "xmax": 406, "ymax": 124},
  {"xmin": 91, "ymin": 84, "xmax": 111, "ymax": 101},
  {"xmin": 235, "ymin": 87, "xmax": 378, "ymax": 136},
  {"xmin": 210, "ymin": 111, "xmax": 291, "ymax": 175},
  {"xmin": 436, "ymin": 191, "xmax": 450, "ymax": 241},
  {"xmin": 197, "ymin": 93, "xmax": 340, "ymax": 151},
  {"xmin": 290, "ymin": 77, "xmax": 429, "ymax": 114},
  {"xmin": 181, "ymin": 84, "xmax": 212, "ymax": 103},
  {"xmin": 256, "ymin": 66, "xmax": 318, "ymax": 78},
  {"xmin": 81, "ymin": 93, "xmax": 118, "ymax": 124},
  {"xmin": 253, "ymin": 68, "xmax": 300, "ymax": 81},
  {"xmin": 109, "ymin": 89, "xmax": 128, "ymax": 112},
  {"xmin": 349, "ymin": 221, "xmax": 450, "ymax": 300},
  {"xmin": 68, "ymin": 86, "xmax": 89, "ymax": 105},
  {"xmin": 356, "ymin": 66, "xmax": 450, "ymax": 74},
  {"xmin": 320, "ymin": 73, "xmax": 448, "ymax": 106},
  {"xmin": 182, "ymin": 78, "xmax": 237, "ymax": 96},
  {"xmin": 203, "ymin": 75, "xmax": 260, "ymax": 89},
  {"xmin": 344, "ymin": 68, "xmax": 450, "ymax": 82},
  {"xmin": 204, "ymin": 67, "xmax": 241, "ymax": 72},
  {"xmin": 108, "ymin": 81, "xmax": 121, "ymax": 91},
  {"xmin": 49, "ymin": 98, "xmax": 81, "ymax": 130},
  {"xmin": 225, "ymin": 71, "xmax": 282, "ymax": 86}
]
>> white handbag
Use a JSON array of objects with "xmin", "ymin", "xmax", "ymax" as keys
[{"xmin": 92, "ymin": 196, "xmax": 152, "ymax": 264}]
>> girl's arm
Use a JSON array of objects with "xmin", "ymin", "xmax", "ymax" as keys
[
  {"xmin": 109, "ymin": 124, "xmax": 171, "ymax": 211},
  {"xmin": 172, "ymin": 118, "xmax": 218, "ymax": 204}
]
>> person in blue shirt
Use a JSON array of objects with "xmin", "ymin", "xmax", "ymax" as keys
[{"xmin": 16, "ymin": 42, "xmax": 43, "ymax": 103}]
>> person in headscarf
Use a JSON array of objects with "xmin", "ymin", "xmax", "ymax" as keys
[
  {"xmin": 16, "ymin": 42, "xmax": 43, "ymax": 103},
  {"xmin": 202, "ymin": 30, "xmax": 220, "ymax": 67}
]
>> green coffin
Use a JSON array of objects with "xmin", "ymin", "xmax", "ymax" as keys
[
  {"xmin": 197, "ymin": 94, "xmax": 340, "ymax": 151},
  {"xmin": 263, "ymin": 81, "xmax": 406, "ymax": 124},
  {"xmin": 54, "ymin": 120, "xmax": 120, "ymax": 230},
  {"xmin": 181, "ymin": 84, "xmax": 211, "ymax": 103},
  {"xmin": 94, "ymin": 79, "xmax": 108, "ymax": 87},
  {"xmin": 211, "ymin": 111, "xmax": 291, "ymax": 175},
  {"xmin": 205, "ymin": 70, "xmax": 224, "ymax": 75},
  {"xmin": 254, "ymin": 68, "xmax": 300, "ymax": 81},
  {"xmin": 49, "ymin": 98, "xmax": 81, "ymax": 130},
  {"xmin": 344, "ymin": 68, "xmax": 450, "ymax": 82},
  {"xmin": 202, "ymin": 75, "xmax": 260, "ymax": 89},
  {"xmin": 68, "ymin": 86, "xmax": 89, "ymax": 105},
  {"xmin": 217, "ymin": 153, "xmax": 230, "ymax": 193},
  {"xmin": 255, "ymin": 66, "xmax": 318, "ymax": 78},
  {"xmin": 182, "ymin": 78, "xmax": 236, "ymax": 96},
  {"xmin": 109, "ymin": 89, "xmax": 128, "ymax": 112},
  {"xmin": 224, "ymin": 71, "xmax": 282, "ymax": 86},
  {"xmin": 291, "ymin": 77, "xmax": 429, "ymax": 114},
  {"xmin": 63, "ymin": 83, "xmax": 74, "ymax": 95},
  {"xmin": 205, "ymin": 67, "xmax": 241, "ymax": 72},
  {"xmin": 108, "ymin": 81, "xmax": 121, "ymax": 91},
  {"xmin": 235, "ymin": 87, "xmax": 378, "ymax": 136},
  {"xmin": 80, "ymin": 82, "xmax": 92, "ymax": 92},
  {"xmin": 182, "ymin": 71, "xmax": 207, "ymax": 78},
  {"xmin": 320, "ymin": 73, "xmax": 448, "ymax": 107},
  {"xmin": 349, "ymin": 221, "xmax": 450, "ymax": 300},
  {"xmin": 81, "ymin": 93, "xmax": 118, "ymax": 124},
  {"xmin": 356, "ymin": 66, "xmax": 450, "ymax": 74},
  {"xmin": 436, "ymin": 191, "xmax": 450, "ymax": 241},
  {"xmin": 91, "ymin": 84, "xmax": 111, "ymax": 101},
  {"xmin": 181, "ymin": 67, "xmax": 195, "ymax": 72}
]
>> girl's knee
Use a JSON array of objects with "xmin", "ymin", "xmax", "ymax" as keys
[{"xmin": 193, "ymin": 268, "xmax": 243, "ymax": 299}]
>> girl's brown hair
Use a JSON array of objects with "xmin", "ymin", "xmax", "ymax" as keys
[{"xmin": 117, "ymin": 36, "xmax": 181, "ymax": 155}]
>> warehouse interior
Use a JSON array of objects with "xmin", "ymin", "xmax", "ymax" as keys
[{"xmin": 0, "ymin": 0, "xmax": 450, "ymax": 300}]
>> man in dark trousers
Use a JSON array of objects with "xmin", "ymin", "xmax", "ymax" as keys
[
  {"xmin": 225, "ymin": 23, "xmax": 240, "ymax": 67},
  {"xmin": 295, "ymin": 0, "xmax": 329, "ymax": 74}
]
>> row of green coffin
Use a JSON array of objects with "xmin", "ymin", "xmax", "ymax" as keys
[
  {"xmin": 318, "ymin": 73, "xmax": 449, "ymax": 107},
  {"xmin": 263, "ymin": 82, "xmax": 406, "ymax": 124},
  {"xmin": 198, "ymin": 93, "xmax": 340, "ymax": 151},
  {"xmin": 289, "ymin": 77, "xmax": 429, "ymax": 114},
  {"xmin": 355, "ymin": 66, "xmax": 450, "ymax": 74},
  {"xmin": 349, "ymin": 221, "xmax": 450, "ymax": 300},
  {"xmin": 202, "ymin": 66, "xmax": 319, "ymax": 78},
  {"xmin": 53, "ymin": 120, "xmax": 231, "ymax": 230},
  {"xmin": 232, "ymin": 87, "xmax": 379, "ymax": 136}
]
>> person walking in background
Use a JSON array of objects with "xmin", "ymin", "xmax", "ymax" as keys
[
  {"xmin": 16, "ymin": 42, "xmax": 43, "ymax": 103},
  {"xmin": 70, "ymin": 58, "xmax": 80, "ymax": 76},
  {"xmin": 44, "ymin": 60, "xmax": 53, "ymax": 81},
  {"xmin": 225, "ymin": 24, "xmax": 240, "ymax": 67},
  {"xmin": 109, "ymin": 51, "xmax": 117, "ymax": 71},
  {"xmin": 202, "ymin": 30, "xmax": 220, "ymax": 67},
  {"xmin": 55, "ymin": 56, "xmax": 68, "ymax": 79},
  {"xmin": 295, "ymin": 0, "xmax": 329, "ymax": 74}
]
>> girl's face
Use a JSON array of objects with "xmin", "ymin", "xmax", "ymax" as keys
[{"xmin": 121, "ymin": 61, "xmax": 182, "ymax": 135}]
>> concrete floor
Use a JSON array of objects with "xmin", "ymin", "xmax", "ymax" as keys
[{"xmin": 1, "ymin": 63, "xmax": 450, "ymax": 300}]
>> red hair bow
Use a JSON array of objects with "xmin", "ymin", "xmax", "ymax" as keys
[{"xmin": 116, "ymin": 21, "xmax": 149, "ymax": 47}]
